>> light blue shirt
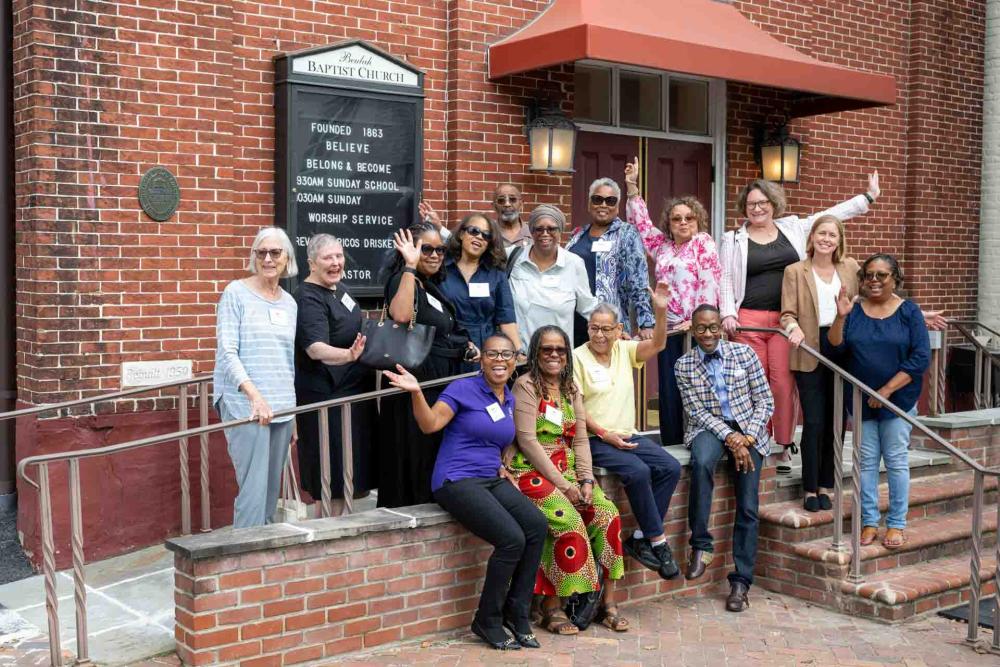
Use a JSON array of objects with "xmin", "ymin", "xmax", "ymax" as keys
[
  {"xmin": 698, "ymin": 344, "xmax": 733, "ymax": 420},
  {"xmin": 213, "ymin": 280, "xmax": 297, "ymax": 423}
]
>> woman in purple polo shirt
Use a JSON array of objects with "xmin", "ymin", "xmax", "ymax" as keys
[{"xmin": 384, "ymin": 333, "xmax": 547, "ymax": 652}]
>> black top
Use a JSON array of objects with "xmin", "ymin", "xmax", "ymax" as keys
[
  {"xmin": 294, "ymin": 281, "xmax": 367, "ymax": 395},
  {"xmin": 741, "ymin": 231, "xmax": 799, "ymax": 311},
  {"xmin": 384, "ymin": 271, "xmax": 457, "ymax": 347}
]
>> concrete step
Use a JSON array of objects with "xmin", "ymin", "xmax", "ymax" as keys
[{"xmin": 839, "ymin": 552, "xmax": 999, "ymax": 622}]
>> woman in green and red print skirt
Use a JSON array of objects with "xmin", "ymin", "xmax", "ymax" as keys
[{"xmin": 507, "ymin": 325, "xmax": 627, "ymax": 635}]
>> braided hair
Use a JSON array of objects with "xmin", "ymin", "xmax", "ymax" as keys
[{"xmin": 526, "ymin": 325, "xmax": 578, "ymax": 402}]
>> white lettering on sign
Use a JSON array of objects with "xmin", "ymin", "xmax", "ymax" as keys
[
  {"xmin": 292, "ymin": 44, "xmax": 419, "ymax": 87},
  {"xmin": 121, "ymin": 360, "xmax": 193, "ymax": 387}
]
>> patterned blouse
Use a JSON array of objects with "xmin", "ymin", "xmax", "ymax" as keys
[{"xmin": 626, "ymin": 195, "xmax": 721, "ymax": 325}]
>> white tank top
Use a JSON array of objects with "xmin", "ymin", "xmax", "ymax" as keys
[{"xmin": 813, "ymin": 268, "xmax": 842, "ymax": 327}]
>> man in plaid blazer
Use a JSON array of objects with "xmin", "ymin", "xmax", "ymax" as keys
[{"xmin": 674, "ymin": 304, "xmax": 774, "ymax": 612}]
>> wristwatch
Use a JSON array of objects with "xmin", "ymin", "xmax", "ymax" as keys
[{"xmin": 578, "ymin": 478, "xmax": 595, "ymax": 486}]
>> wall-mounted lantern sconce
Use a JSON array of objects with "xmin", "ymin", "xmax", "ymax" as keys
[
  {"xmin": 755, "ymin": 123, "xmax": 801, "ymax": 183},
  {"xmin": 526, "ymin": 103, "xmax": 577, "ymax": 173}
]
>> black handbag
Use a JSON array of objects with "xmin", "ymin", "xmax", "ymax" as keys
[
  {"xmin": 564, "ymin": 562, "xmax": 605, "ymax": 631},
  {"xmin": 357, "ymin": 298, "xmax": 436, "ymax": 371}
]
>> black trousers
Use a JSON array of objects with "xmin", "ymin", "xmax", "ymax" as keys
[
  {"xmin": 433, "ymin": 477, "xmax": 547, "ymax": 631},
  {"xmin": 792, "ymin": 326, "xmax": 839, "ymax": 493}
]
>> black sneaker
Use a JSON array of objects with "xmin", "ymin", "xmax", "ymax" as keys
[
  {"xmin": 623, "ymin": 535, "xmax": 661, "ymax": 573},
  {"xmin": 651, "ymin": 541, "xmax": 680, "ymax": 580}
]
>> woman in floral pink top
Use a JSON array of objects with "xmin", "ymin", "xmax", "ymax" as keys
[{"xmin": 624, "ymin": 158, "xmax": 721, "ymax": 446}]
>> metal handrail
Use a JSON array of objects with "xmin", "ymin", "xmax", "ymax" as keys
[
  {"xmin": 739, "ymin": 325, "xmax": 1000, "ymax": 651},
  {"xmin": 15, "ymin": 367, "xmax": 480, "ymax": 665},
  {"xmin": 947, "ymin": 320, "xmax": 1000, "ymax": 411}
]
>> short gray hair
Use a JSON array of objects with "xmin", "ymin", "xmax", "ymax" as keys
[
  {"xmin": 247, "ymin": 226, "xmax": 298, "ymax": 278},
  {"xmin": 307, "ymin": 233, "xmax": 342, "ymax": 262},
  {"xmin": 589, "ymin": 302, "xmax": 621, "ymax": 323},
  {"xmin": 588, "ymin": 177, "xmax": 621, "ymax": 201}
]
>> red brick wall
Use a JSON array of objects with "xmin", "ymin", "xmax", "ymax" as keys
[{"xmin": 171, "ymin": 465, "xmax": 777, "ymax": 665}]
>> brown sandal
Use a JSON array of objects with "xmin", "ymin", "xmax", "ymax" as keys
[
  {"xmin": 597, "ymin": 606, "xmax": 629, "ymax": 632},
  {"xmin": 883, "ymin": 528, "xmax": 905, "ymax": 550},
  {"xmin": 541, "ymin": 608, "xmax": 579, "ymax": 635},
  {"xmin": 860, "ymin": 526, "xmax": 879, "ymax": 546}
]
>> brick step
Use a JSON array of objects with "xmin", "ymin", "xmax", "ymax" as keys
[
  {"xmin": 840, "ymin": 552, "xmax": 999, "ymax": 622},
  {"xmin": 760, "ymin": 471, "xmax": 999, "ymax": 543},
  {"xmin": 791, "ymin": 509, "xmax": 998, "ymax": 576}
]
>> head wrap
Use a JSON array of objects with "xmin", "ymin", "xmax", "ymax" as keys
[{"xmin": 528, "ymin": 204, "xmax": 566, "ymax": 230}]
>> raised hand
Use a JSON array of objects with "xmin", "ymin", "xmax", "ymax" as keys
[
  {"xmin": 348, "ymin": 334, "xmax": 366, "ymax": 361},
  {"xmin": 624, "ymin": 156, "xmax": 640, "ymax": 187},
  {"xmin": 649, "ymin": 280, "xmax": 671, "ymax": 312},
  {"xmin": 393, "ymin": 228, "xmax": 421, "ymax": 268},
  {"xmin": 418, "ymin": 201, "xmax": 442, "ymax": 229},
  {"xmin": 867, "ymin": 170, "xmax": 880, "ymax": 201},
  {"xmin": 835, "ymin": 285, "xmax": 855, "ymax": 319},
  {"xmin": 382, "ymin": 364, "xmax": 421, "ymax": 393}
]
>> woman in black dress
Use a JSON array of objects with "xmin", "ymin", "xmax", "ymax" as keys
[
  {"xmin": 294, "ymin": 234, "xmax": 371, "ymax": 515},
  {"xmin": 377, "ymin": 221, "xmax": 476, "ymax": 507}
]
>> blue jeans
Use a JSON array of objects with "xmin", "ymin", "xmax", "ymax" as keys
[
  {"xmin": 859, "ymin": 409, "xmax": 915, "ymax": 530},
  {"xmin": 589, "ymin": 435, "xmax": 681, "ymax": 539},
  {"xmin": 687, "ymin": 430, "xmax": 763, "ymax": 587}
]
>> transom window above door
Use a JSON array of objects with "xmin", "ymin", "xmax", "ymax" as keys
[{"xmin": 574, "ymin": 62, "xmax": 711, "ymax": 137}]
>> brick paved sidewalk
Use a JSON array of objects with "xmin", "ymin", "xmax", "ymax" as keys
[{"xmin": 321, "ymin": 584, "xmax": 997, "ymax": 667}]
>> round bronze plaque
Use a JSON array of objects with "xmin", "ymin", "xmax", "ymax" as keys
[{"xmin": 138, "ymin": 167, "xmax": 180, "ymax": 221}]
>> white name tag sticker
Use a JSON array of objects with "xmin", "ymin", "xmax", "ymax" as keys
[
  {"xmin": 268, "ymin": 308, "xmax": 288, "ymax": 326},
  {"xmin": 426, "ymin": 293, "xmax": 444, "ymax": 312},
  {"xmin": 592, "ymin": 239, "xmax": 613, "ymax": 253},
  {"xmin": 468, "ymin": 282, "xmax": 490, "ymax": 298},
  {"xmin": 541, "ymin": 274, "xmax": 560, "ymax": 288},
  {"xmin": 589, "ymin": 366, "xmax": 611, "ymax": 384},
  {"xmin": 485, "ymin": 402, "xmax": 506, "ymax": 422},
  {"xmin": 341, "ymin": 292, "xmax": 356, "ymax": 312},
  {"xmin": 544, "ymin": 404, "xmax": 563, "ymax": 426}
]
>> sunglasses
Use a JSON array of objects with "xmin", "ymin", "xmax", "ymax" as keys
[
  {"xmin": 539, "ymin": 345, "xmax": 567, "ymax": 357},
  {"xmin": 495, "ymin": 195, "xmax": 519, "ymax": 205},
  {"xmin": 694, "ymin": 324, "xmax": 721, "ymax": 335},
  {"xmin": 462, "ymin": 226, "xmax": 493, "ymax": 241},
  {"xmin": 669, "ymin": 214, "xmax": 698, "ymax": 223},
  {"xmin": 590, "ymin": 195, "xmax": 619, "ymax": 207},
  {"xmin": 532, "ymin": 225, "xmax": 560, "ymax": 236},
  {"xmin": 420, "ymin": 245, "xmax": 447, "ymax": 257},
  {"xmin": 483, "ymin": 349, "xmax": 515, "ymax": 361},
  {"xmin": 864, "ymin": 271, "xmax": 892, "ymax": 282},
  {"xmin": 254, "ymin": 248, "xmax": 284, "ymax": 260}
]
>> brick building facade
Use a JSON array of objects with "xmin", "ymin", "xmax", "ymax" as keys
[{"xmin": 10, "ymin": 0, "xmax": 986, "ymax": 563}]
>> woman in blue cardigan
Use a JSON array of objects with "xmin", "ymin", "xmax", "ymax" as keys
[{"xmin": 828, "ymin": 254, "xmax": 929, "ymax": 550}]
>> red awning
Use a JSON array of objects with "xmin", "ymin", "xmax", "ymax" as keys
[{"xmin": 488, "ymin": 0, "xmax": 896, "ymax": 117}]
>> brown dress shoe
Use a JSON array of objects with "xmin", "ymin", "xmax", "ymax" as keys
[
  {"xmin": 726, "ymin": 581, "xmax": 750, "ymax": 612},
  {"xmin": 686, "ymin": 549, "xmax": 713, "ymax": 580}
]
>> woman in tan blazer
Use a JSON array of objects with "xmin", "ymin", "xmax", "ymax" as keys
[{"xmin": 780, "ymin": 215, "xmax": 859, "ymax": 512}]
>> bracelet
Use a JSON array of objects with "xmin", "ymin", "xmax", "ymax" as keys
[
  {"xmin": 402, "ymin": 266, "xmax": 417, "ymax": 276},
  {"xmin": 578, "ymin": 479, "xmax": 595, "ymax": 486},
  {"xmin": 864, "ymin": 192, "xmax": 875, "ymax": 204},
  {"xmin": 593, "ymin": 427, "xmax": 607, "ymax": 439}
]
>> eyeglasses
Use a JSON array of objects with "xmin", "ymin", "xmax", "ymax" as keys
[
  {"xmin": 669, "ymin": 215, "xmax": 698, "ymax": 224},
  {"xmin": 254, "ymin": 248, "xmax": 284, "ymax": 260},
  {"xmin": 483, "ymin": 349, "xmax": 515, "ymax": 361},
  {"xmin": 587, "ymin": 324, "xmax": 619, "ymax": 335},
  {"xmin": 462, "ymin": 226, "xmax": 493, "ymax": 241},
  {"xmin": 532, "ymin": 225, "xmax": 560, "ymax": 236},
  {"xmin": 539, "ymin": 345, "xmax": 567, "ymax": 357},
  {"xmin": 864, "ymin": 271, "xmax": 892, "ymax": 282},
  {"xmin": 746, "ymin": 200, "xmax": 772, "ymax": 211},
  {"xmin": 590, "ymin": 195, "xmax": 619, "ymax": 207},
  {"xmin": 420, "ymin": 245, "xmax": 447, "ymax": 257},
  {"xmin": 694, "ymin": 324, "xmax": 722, "ymax": 335},
  {"xmin": 495, "ymin": 195, "xmax": 519, "ymax": 205}
]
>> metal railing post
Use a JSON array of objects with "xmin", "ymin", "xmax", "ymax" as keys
[
  {"xmin": 341, "ymin": 404, "xmax": 354, "ymax": 515},
  {"xmin": 974, "ymin": 346, "xmax": 984, "ymax": 410},
  {"xmin": 38, "ymin": 463, "xmax": 63, "ymax": 666},
  {"xmin": 69, "ymin": 459, "xmax": 91, "ymax": 665},
  {"xmin": 318, "ymin": 407, "xmax": 332, "ymax": 517},
  {"xmin": 198, "ymin": 381, "xmax": 211, "ymax": 532},
  {"xmin": 178, "ymin": 385, "xmax": 191, "ymax": 536},
  {"xmin": 830, "ymin": 376, "xmax": 845, "ymax": 552},
  {"xmin": 929, "ymin": 348, "xmax": 940, "ymax": 416},
  {"xmin": 849, "ymin": 389, "xmax": 864, "ymax": 582},
  {"xmin": 968, "ymin": 470, "xmax": 984, "ymax": 644},
  {"xmin": 937, "ymin": 340, "xmax": 947, "ymax": 415},
  {"xmin": 984, "ymin": 350, "xmax": 994, "ymax": 409}
]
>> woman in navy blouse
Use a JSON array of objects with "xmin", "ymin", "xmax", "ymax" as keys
[
  {"xmin": 829, "ymin": 254, "xmax": 929, "ymax": 551},
  {"xmin": 384, "ymin": 333, "xmax": 546, "ymax": 651},
  {"xmin": 434, "ymin": 211, "xmax": 523, "ymax": 365}
]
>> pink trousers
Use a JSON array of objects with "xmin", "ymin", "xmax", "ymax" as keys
[{"xmin": 732, "ymin": 308, "xmax": 799, "ymax": 446}]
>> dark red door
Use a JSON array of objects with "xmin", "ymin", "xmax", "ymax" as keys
[
  {"xmin": 571, "ymin": 131, "xmax": 640, "ymax": 230},
  {"xmin": 644, "ymin": 138, "xmax": 713, "ymax": 225}
]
